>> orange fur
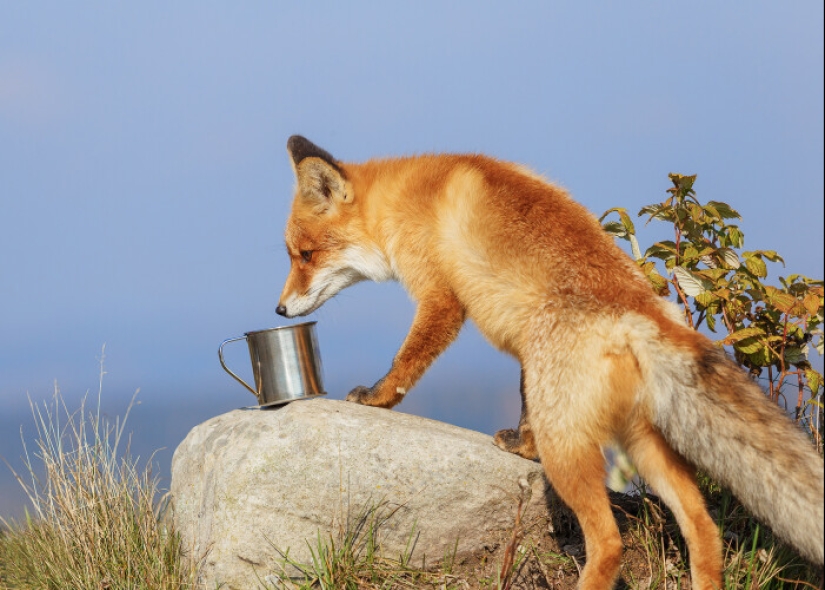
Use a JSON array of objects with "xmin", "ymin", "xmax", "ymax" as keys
[{"xmin": 276, "ymin": 136, "xmax": 824, "ymax": 588}]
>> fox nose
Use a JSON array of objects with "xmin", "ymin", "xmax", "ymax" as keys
[{"xmin": 276, "ymin": 304, "xmax": 288, "ymax": 317}]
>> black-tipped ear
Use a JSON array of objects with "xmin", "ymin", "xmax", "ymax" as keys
[{"xmin": 287, "ymin": 135, "xmax": 343, "ymax": 176}]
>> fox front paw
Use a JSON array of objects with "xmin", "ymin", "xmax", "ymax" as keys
[
  {"xmin": 494, "ymin": 428, "xmax": 539, "ymax": 460},
  {"xmin": 345, "ymin": 377, "xmax": 400, "ymax": 408}
]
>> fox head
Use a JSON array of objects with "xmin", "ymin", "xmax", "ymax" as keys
[{"xmin": 276, "ymin": 136, "xmax": 394, "ymax": 318}]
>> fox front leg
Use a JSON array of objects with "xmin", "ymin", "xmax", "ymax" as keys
[
  {"xmin": 493, "ymin": 369, "xmax": 538, "ymax": 460},
  {"xmin": 346, "ymin": 290, "xmax": 465, "ymax": 408}
]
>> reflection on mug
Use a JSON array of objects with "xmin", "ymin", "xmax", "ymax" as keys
[{"xmin": 218, "ymin": 322, "xmax": 326, "ymax": 407}]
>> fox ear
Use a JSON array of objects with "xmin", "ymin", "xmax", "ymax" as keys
[
  {"xmin": 287, "ymin": 135, "xmax": 350, "ymax": 213},
  {"xmin": 294, "ymin": 158, "xmax": 348, "ymax": 212}
]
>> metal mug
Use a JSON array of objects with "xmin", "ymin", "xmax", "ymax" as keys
[{"xmin": 218, "ymin": 321, "xmax": 326, "ymax": 407}]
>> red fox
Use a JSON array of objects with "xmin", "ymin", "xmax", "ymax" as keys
[{"xmin": 276, "ymin": 135, "xmax": 824, "ymax": 589}]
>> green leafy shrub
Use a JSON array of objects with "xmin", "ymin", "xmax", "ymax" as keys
[{"xmin": 601, "ymin": 173, "xmax": 823, "ymax": 450}]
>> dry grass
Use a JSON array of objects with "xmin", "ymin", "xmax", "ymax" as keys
[{"xmin": 0, "ymin": 364, "xmax": 197, "ymax": 590}]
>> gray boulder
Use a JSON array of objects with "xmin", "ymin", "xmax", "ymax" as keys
[{"xmin": 170, "ymin": 398, "xmax": 549, "ymax": 590}]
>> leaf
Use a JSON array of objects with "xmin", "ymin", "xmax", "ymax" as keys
[
  {"xmin": 637, "ymin": 204, "xmax": 659, "ymax": 217},
  {"xmin": 599, "ymin": 207, "xmax": 633, "ymax": 228},
  {"xmin": 645, "ymin": 243, "xmax": 677, "ymax": 263},
  {"xmin": 647, "ymin": 241, "xmax": 677, "ymax": 254},
  {"xmin": 758, "ymin": 250, "xmax": 785, "ymax": 264},
  {"xmin": 673, "ymin": 266, "xmax": 713, "ymax": 297},
  {"xmin": 744, "ymin": 255, "xmax": 768, "ymax": 278},
  {"xmin": 697, "ymin": 245, "xmax": 717, "ymax": 258},
  {"xmin": 783, "ymin": 345, "xmax": 808, "ymax": 366},
  {"xmin": 745, "ymin": 344, "xmax": 774, "ymax": 367},
  {"xmin": 743, "ymin": 251, "xmax": 784, "ymax": 278},
  {"xmin": 718, "ymin": 248, "xmax": 741, "ymax": 269},
  {"xmin": 726, "ymin": 226, "xmax": 744, "ymax": 249},
  {"xmin": 695, "ymin": 268, "xmax": 729, "ymax": 282},
  {"xmin": 639, "ymin": 204, "xmax": 674, "ymax": 223},
  {"xmin": 735, "ymin": 337, "xmax": 767, "ymax": 356},
  {"xmin": 669, "ymin": 173, "xmax": 697, "ymax": 198},
  {"xmin": 803, "ymin": 292, "xmax": 822, "ymax": 316},
  {"xmin": 705, "ymin": 201, "xmax": 741, "ymax": 220},
  {"xmin": 618, "ymin": 209, "xmax": 636, "ymax": 234},
  {"xmin": 683, "ymin": 245, "xmax": 700, "ymax": 262},
  {"xmin": 695, "ymin": 291, "xmax": 717, "ymax": 308},
  {"xmin": 628, "ymin": 233, "xmax": 642, "ymax": 261},
  {"xmin": 787, "ymin": 281, "xmax": 816, "ymax": 298},
  {"xmin": 786, "ymin": 323, "xmax": 806, "ymax": 341},
  {"xmin": 602, "ymin": 220, "xmax": 627, "ymax": 238},
  {"xmin": 723, "ymin": 326, "xmax": 766, "ymax": 345},
  {"xmin": 687, "ymin": 202, "xmax": 704, "ymax": 223},
  {"xmin": 805, "ymin": 368, "xmax": 822, "ymax": 394},
  {"xmin": 703, "ymin": 203, "xmax": 721, "ymax": 220},
  {"xmin": 764, "ymin": 286, "xmax": 798, "ymax": 314},
  {"xmin": 602, "ymin": 215, "xmax": 641, "ymax": 259}
]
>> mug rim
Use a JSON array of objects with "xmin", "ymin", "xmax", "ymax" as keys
[{"xmin": 244, "ymin": 321, "xmax": 317, "ymax": 337}]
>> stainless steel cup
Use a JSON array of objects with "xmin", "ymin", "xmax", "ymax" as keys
[{"xmin": 218, "ymin": 322, "xmax": 326, "ymax": 407}]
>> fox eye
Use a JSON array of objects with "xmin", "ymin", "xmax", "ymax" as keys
[{"xmin": 300, "ymin": 250, "xmax": 313, "ymax": 263}]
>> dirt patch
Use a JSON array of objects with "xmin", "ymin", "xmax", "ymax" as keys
[{"xmin": 410, "ymin": 490, "xmax": 664, "ymax": 589}]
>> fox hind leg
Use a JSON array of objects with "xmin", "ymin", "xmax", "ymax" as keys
[
  {"xmin": 621, "ymin": 416, "xmax": 723, "ymax": 590},
  {"xmin": 524, "ymin": 352, "xmax": 624, "ymax": 587},
  {"xmin": 536, "ymin": 436, "xmax": 624, "ymax": 589},
  {"xmin": 494, "ymin": 369, "xmax": 539, "ymax": 459}
]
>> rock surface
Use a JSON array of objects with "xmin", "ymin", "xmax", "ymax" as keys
[{"xmin": 170, "ymin": 398, "xmax": 550, "ymax": 590}]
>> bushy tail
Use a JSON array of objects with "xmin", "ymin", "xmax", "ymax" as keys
[{"xmin": 653, "ymin": 344, "xmax": 824, "ymax": 565}]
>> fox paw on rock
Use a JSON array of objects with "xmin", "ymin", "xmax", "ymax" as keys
[
  {"xmin": 493, "ymin": 428, "xmax": 539, "ymax": 460},
  {"xmin": 494, "ymin": 428, "xmax": 522, "ymax": 452},
  {"xmin": 346, "ymin": 378, "xmax": 395, "ymax": 407},
  {"xmin": 345, "ymin": 385, "xmax": 375, "ymax": 404}
]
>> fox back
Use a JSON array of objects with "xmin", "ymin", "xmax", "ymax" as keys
[{"xmin": 277, "ymin": 136, "xmax": 824, "ymax": 589}]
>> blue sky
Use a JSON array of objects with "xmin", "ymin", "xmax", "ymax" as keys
[{"xmin": 1, "ymin": 3, "xmax": 822, "ymax": 517}]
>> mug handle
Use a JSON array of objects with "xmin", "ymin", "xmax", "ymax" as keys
[{"xmin": 218, "ymin": 336, "xmax": 259, "ymax": 398}]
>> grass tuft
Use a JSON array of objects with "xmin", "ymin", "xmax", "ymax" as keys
[
  {"xmin": 0, "ymin": 364, "xmax": 196, "ymax": 590},
  {"xmin": 264, "ymin": 499, "xmax": 479, "ymax": 590}
]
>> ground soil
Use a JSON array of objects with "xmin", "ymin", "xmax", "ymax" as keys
[{"xmin": 429, "ymin": 491, "xmax": 677, "ymax": 590}]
